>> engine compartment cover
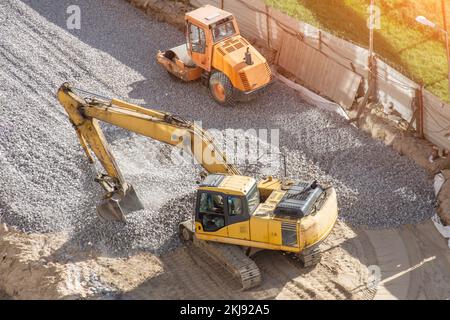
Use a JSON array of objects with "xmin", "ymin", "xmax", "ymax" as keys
[{"xmin": 274, "ymin": 181, "xmax": 324, "ymax": 218}]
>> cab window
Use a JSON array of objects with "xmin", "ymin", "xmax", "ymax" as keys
[
  {"xmin": 228, "ymin": 196, "xmax": 243, "ymax": 216},
  {"xmin": 199, "ymin": 193, "xmax": 225, "ymax": 231},
  {"xmin": 212, "ymin": 20, "xmax": 236, "ymax": 42},
  {"xmin": 246, "ymin": 184, "xmax": 260, "ymax": 214},
  {"xmin": 189, "ymin": 23, "xmax": 206, "ymax": 53},
  {"xmin": 199, "ymin": 193, "xmax": 224, "ymax": 214}
]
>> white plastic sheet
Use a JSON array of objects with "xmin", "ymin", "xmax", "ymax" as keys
[
  {"xmin": 434, "ymin": 172, "xmax": 446, "ymax": 197},
  {"xmin": 432, "ymin": 173, "xmax": 450, "ymax": 248},
  {"xmin": 431, "ymin": 214, "xmax": 450, "ymax": 248},
  {"xmin": 274, "ymin": 71, "xmax": 350, "ymax": 120}
]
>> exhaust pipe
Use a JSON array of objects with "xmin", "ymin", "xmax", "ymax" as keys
[{"xmin": 244, "ymin": 47, "xmax": 253, "ymax": 65}]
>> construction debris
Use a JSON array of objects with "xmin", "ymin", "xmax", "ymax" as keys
[{"xmin": 0, "ymin": 227, "xmax": 161, "ymax": 299}]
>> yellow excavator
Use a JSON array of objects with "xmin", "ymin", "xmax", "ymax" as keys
[
  {"xmin": 57, "ymin": 83, "xmax": 338, "ymax": 289},
  {"xmin": 156, "ymin": 5, "xmax": 272, "ymax": 106}
]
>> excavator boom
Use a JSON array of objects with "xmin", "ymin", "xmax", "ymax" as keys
[{"xmin": 57, "ymin": 83, "xmax": 239, "ymax": 221}]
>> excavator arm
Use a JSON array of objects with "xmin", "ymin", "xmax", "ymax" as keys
[{"xmin": 57, "ymin": 83, "xmax": 240, "ymax": 222}]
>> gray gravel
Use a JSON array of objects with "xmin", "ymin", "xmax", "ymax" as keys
[{"xmin": 0, "ymin": 0, "xmax": 435, "ymax": 255}]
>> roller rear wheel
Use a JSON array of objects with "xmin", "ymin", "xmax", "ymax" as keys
[{"xmin": 209, "ymin": 71, "xmax": 236, "ymax": 107}]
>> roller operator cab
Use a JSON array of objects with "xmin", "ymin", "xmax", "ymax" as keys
[
  {"xmin": 156, "ymin": 5, "xmax": 273, "ymax": 106},
  {"xmin": 186, "ymin": 174, "xmax": 338, "ymax": 257}
]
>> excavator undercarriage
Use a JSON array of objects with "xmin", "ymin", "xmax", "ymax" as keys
[
  {"xmin": 180, "ymin": 219, "xmax": 262, "ymax": 289},
  {"xmin": 194, "ymin": 238, "xmax": 262, "ymax": 290}
]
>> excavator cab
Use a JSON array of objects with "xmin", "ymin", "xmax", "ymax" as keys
[
  {"xmin": 196, "ymin": 191, "xmax": 251, "ymax": 233},
  {"xmin": 194, "ymin": 174, "xmax": 257, "ymax": 239}
]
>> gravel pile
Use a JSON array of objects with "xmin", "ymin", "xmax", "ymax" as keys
[{"xmin": 0, "ymin": 0, "xmax": 435, "ymax": 255}]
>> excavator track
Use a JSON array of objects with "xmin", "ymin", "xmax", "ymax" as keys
[{"xmin": 192, "ymin": 237, "xmax": 262, "ymax": 290}]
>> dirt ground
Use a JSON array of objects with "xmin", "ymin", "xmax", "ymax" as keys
[
  {"xmin": 390, "ymin": 221, "xmax": 450, "ymax": 299},
  {"xmin": 0, "ymin": 221, "xmax": 375, "ymax": 300},
  {"xmin": 2, "ymin": 219, "xmax": 449, "ymax": 300},
  {"xmin": 120, "ymin": 221, "xmax": 375, "ymax": 300},
  {"xmin": 0, "ymin": 291, "xmax": 10, "ymax": 300}
]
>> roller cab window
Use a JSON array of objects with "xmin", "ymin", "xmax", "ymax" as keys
[
  {"xmin": 212, "ymin": 19, "xmax": 236, "ymax": 42},
  {"xmin": 188, "ymin": 23, "xmax": 206, "ymax": 53}
]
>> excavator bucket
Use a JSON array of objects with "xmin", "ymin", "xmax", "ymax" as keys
[{"xmin": 96, "ymin": 185, "xmax": 144, "ymax": 222}]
